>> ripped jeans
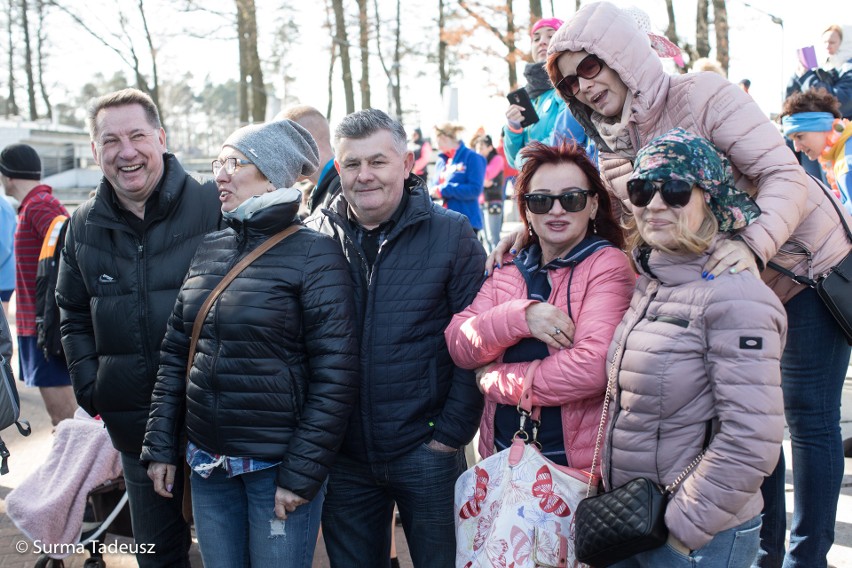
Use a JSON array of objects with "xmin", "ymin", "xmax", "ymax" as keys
[{"xmin": 190, "ymin": 467, "xmax": 325, "ymax": 568}]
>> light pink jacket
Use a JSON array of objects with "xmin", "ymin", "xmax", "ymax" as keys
[
  {"xmin": 549, "ymin": 1, "xmax": 852, "ymax": 303},
  {"xmin": 606, "ymin": 241, "xmax": 786, "ymax": 550},
  {"xmin": 444, "ymin": 246, "xmax": 634, "ymax": 471}
]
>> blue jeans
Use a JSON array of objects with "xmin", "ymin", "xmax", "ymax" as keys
[
  {"xmin": 481, "ymin": 201, "xmax": 504, "ymax": 252},
  {"xmin": 756, "ymin": 288, "xmax": 851, "ymax": 568},
  {"xmin": 119, "ymin": 452, "xmax": 191, "ymax": 568},
  {"xmin": 611, "ymin": 516, "xmax": 762, "ymax": 567},
  {"xmin": 190, "ymin": 467, "xmax": 324, "ymax": 568},
  {"xmin": 322, "ymin": 443, "xmax": 467, "ymax": 568}
]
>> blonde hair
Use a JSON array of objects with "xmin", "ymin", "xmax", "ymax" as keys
[
  {"xmin": 691, "ymin": 58, "xmax": 726, "ymax": 77},
  {"xmin": 628, "ymin": 199, "xmax": 719, "ymax": 256},
  {"xmin": 434, "ymin": 122, "xmax": 465, "ymax": 140}
]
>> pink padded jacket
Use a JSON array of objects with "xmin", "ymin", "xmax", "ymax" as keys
[
  {"xmin": 548, "ymin": 1, "xmax": 851, "ymax": 303},
  {"xmin": 606, "ymin": 241, "xmax": 787, "ymax": 550},
  {"xmin": 444, "ymin": 246, "xmax": 634, "ymax": 471}
]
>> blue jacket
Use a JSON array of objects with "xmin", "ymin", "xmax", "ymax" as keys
[
  {"xmin": 0, "ymin": 197, "xmax": 15, "ymax": 293},
  {"xmin": 502, "ymin": 88, "xmax": 566, "ymax": 169},
  {"xmin": 434, "ymin": 141, "xmax": 486, "ymax": 230}
]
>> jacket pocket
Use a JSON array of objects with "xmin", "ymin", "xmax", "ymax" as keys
[{"xmin": 646, "ymin": 314, "xmax": 690, "ymax": 328}]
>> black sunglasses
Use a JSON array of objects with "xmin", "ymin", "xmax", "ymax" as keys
[
  {"xmin": 555, "ymin": 54, "xmax": 604, "ymax": 97},
  {"xmin": 626, "ymin": 179, "xmax": 694, "ymax": 208},
  {"xmin": 523, "ymin": 190, "xmax": 591, "ymax": 214}
]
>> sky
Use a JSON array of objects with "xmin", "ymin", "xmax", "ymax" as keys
[{"xmin": 38, "ymin": 0, "xmax": 849, "ymax": 142}]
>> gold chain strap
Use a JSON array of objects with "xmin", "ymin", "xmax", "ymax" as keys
[{"xmin": 586, "ymin": 342, "xmax": 621, "ymax": 498}]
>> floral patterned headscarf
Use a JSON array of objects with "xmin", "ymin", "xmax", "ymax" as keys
[{"xmin": 630, "ymin": 128, "xmax": 761, "ymax": 232}]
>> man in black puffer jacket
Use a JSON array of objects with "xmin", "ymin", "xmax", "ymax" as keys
[
  {"xmin": 307, "ymin": 109, "xmax": 486, "ymax": 567},
  {"xmin": 56, "ymin": 88, "xmax": 221, "ymax": 568}
]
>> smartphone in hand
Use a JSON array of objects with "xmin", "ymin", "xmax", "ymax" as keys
[{"xmin": 507, "ymin": 88, "xmax": 540, "ymax": 128}]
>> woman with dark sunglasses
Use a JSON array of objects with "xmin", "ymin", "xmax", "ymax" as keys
[
  {"xmin": 605, "ymin": 128, "xmax": 786, "ymax": 567},
  {"xmin": 445, "ymin": 141, "xmax": 634, "ymax": 497},
  {"xmin": 486, "ymin": 4, "xmax": 852, "ymax": 566}
]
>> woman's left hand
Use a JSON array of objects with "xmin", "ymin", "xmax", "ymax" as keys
[
  {"xmin": 702, "ymin": 239, "xmax": 759, "ymax": 279},
  {"xmin": 274, "ymin": 487, "xmax": 308, "ymax": 520},
  {"xmin": 475, "ymin": 364, "xmax": 495, "ymax": 393}
]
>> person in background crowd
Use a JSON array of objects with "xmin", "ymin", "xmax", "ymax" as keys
[
  {"xmin": 786, "ymin": 24, "xmax": 852, "ymax": 180},
  {"xmin": 503, "ymin": 17, "xmax": 590, "ymax": 170},
  {"xmin": 0, "ymin": 192, "xmax": 15, "ymax": 316},
  {"xmin": 739, "ymin": 78, "xmax": 752, "ymax": 94},
  {"xmin": 57, "ymin": 88, "xmax": 222, "ymax": 567},
  {"xmin": 431, "ymin": 122, "xmax": 486, "ymax": 233},
  {"xmin": 0, "ymin": 144, "xmax": 76, "ymax": 426},
  {"xmin": 475, "ymin": 135, "xmax": 505, "ymax": 251},
  {"xmin": 445, "ymin": 141, "xmax": 633, "ymax": 484},
  {"xmin": 307, "ymin": 109, "xmax": 485, "ymax": 568},
  {"xmin": 410, "ymin": 127, "xmax": 433, "ymax": 181},
  {"xmin": 276, "ymin": 105, "xmax": 341, "ymax": 216},
  {"xmin": 605, "ymin": 129, "xmax": 785, "ymax": 567},
  {"xmin": 782, "ymin": 88, "xmax": 852, "ymax": 215},
  {"xmin": 485, "ymin": 4, "xmax": 850, "ymax": 566},
  {"xmin": 143, "ymin": 119, "xmax": 358, "ymax": 568}
]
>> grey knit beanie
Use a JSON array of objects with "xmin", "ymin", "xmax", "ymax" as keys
[{"xmin": 223, "ymin": 119, "xmax": 319, "ymax": 188}]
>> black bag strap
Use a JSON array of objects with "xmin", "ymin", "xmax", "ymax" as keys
[{"xmin": 767, "ymin": 173, "xmax": 852, "ymax": 284}]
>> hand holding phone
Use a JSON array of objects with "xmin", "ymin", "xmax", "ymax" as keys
[{"xmin": 507, "ymin": 88, "xmax": 540, "ymax": 128}]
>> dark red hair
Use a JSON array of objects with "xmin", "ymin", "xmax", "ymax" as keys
[{"xmin": 515, "ymin": 141, "xmax": 624, "ymax": 250}]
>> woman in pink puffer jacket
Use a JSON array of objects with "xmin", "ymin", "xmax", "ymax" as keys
[
  {"xmin": 536, "ymin": 4, "xmax": 851, "ymax": 566},
  {"xmin": 605, "ymin": 129, "xmax": 786, "ymax": 566},
  {"xmin": 445, "ymin": 141, "xmax": 634, "ymax": 472}
]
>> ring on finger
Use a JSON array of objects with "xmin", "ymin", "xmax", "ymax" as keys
[{"xmin": 554, "ymin": 327, "xmax": 562, "ymax": 335}]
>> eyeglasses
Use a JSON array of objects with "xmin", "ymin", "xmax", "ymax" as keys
[
  {"xmin": 523, "ymin": 190, "xmax": 591, "ymax": 214},
  {"xmin": 626, "ymin": 179, "xmax": 694, "ymax": 208},
  {"xmin": 212, "ymin": 158, "xmax": 252, "ymax": 176},
  {"xmin": 555, "ymin": 54, "xmax": 604, "ymax": 97}
]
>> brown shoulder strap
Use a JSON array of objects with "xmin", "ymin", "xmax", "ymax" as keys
[{"xmin": 185, "ymin": 224, "xmax": 303, "ymax": 379}]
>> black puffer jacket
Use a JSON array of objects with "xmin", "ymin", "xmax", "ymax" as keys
[
  {"xmin": 307, "ymin": 179, "xmax": 485, "ymax": 463},
  {"xmin": 56, "ymin": 155, "xmax": 222, "ymax": 453},
  {"xmin": 142, "ymin": 201, "xmax": 359, "ymax": 500}
]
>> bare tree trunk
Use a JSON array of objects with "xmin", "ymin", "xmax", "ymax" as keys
[
  {"xmin": 528, "ymin": 0, "xmax": 540, "ymax": 23},
  {"xmin": 324, "ymin": 0, "xmax": 336, "ymax": 118},
  {"xmin": 664, "ymin": 0, "xmax": 677, "ymax": 43},
  {"xmin": 438, "ymin": 0, "xmax": 448, "ymax": 96},
  {"xmin": 506, "ymin": 0, "xmax": 517, "ymax": 89},
  {"xmin": 35, "ymin": 0, "xmax": 50, "ymax": 119},
  {"xmin": 21, "ymin": 0, "xmax": 37, "ymax": 119},
  {"xmin": 357, "ymin": 0, "xmax": 370, "ymax": 108},
  {"xmin": 6, "ymin": 0, "xmax": 18, "ymax": 117},
  {"xmin": 331, "ymin": 0, "xmax": 355, "ymax": 113},
  {"xmin": 392, "ymin": 0, "xmax": 401, "ymax": 119},
  {"xmin": 712, "ymin": 0, "xmax": 728, "ymax": 75},
  {"xmin": 235, "ymin": 0, "xmax": 265, "ymax": 122},
  {"xmin": 696, "ymin": 0, "xmax": 710, "ymax": 58},
  {"xmin": 371, "ymin": 0, "xmax": 401, "ymax": 119},
  {"xmin": 575, "ymin": 0, "xmax": 580, "ymax": 11},
  {"xmin": 138, "ymin": 0, "xmax": 160, "ymax": 118},
  {"xmin": 236, "ymin": 2, "xmax": 249, "ymax": 122}
]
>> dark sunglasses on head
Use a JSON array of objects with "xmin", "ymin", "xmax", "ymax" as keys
[
  {"xmin": 555, "ymin": 54, "xmax": 604, "ymax": 97},
  {"xmin": 523, "ymin": 190, "xmax": 591, "ymax": 214},
  {"xmin": 626, "ymin": 179, "xmax": 694, "ymax": 208}
]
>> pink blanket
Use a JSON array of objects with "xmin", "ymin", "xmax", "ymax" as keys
[{"xmin": 6, "ymin": 417, "xmax": 122, "ymax": 555}]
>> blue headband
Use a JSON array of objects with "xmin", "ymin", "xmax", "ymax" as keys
[{"xmin": 782, "ymin": 112, "xmax": 835, "ymax": 135}]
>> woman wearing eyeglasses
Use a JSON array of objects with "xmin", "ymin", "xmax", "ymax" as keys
[
  {"xmin": 485, "ymin": 3, "xmax": 852, "ymax": 565},
  {"xmin": 141, "ymin": 119, "xmax": 358, "ymax": 568},
  {"xmin": 445, "ymin": 141, "xmax": 634, "ymax": 479},
  {"xmin": 605, "ymin": 128, "xmax": 786, "ymax": 567}
]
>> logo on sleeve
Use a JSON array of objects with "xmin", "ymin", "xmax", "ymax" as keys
[{"xmin": 739, "ymin": 336, "xmax": 763, "ymax": 350}]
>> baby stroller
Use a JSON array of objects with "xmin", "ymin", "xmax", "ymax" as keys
[{"xmin": 7, "ymin": 412, "xmax": 130, "ymax": 568}]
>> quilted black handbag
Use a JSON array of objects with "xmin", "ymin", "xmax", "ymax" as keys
[
  {"xmin": 768, "ymin": 175, "xmax": 852, "ymax": 345},
  {"xmin": 574, "ymin": 477, "xmax": 668, "ymax": 566},
  {"xmin": 572, "ymin": 344, "xmax": 707, "ymax": 567}
]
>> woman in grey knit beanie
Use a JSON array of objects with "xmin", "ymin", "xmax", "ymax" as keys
[{"xmin": 143, "ymin": 118, "xmax": 359, "ymax": 567}]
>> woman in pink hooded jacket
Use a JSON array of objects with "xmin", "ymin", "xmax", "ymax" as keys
[
  {"xmin": 482, "ymin": 3, "xmax": 850, "ymax": 566},
  {"xmin": 445, "ymin": 141, "xmax": 634, "ymax": 472}
]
